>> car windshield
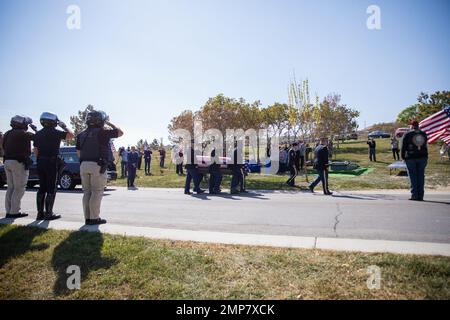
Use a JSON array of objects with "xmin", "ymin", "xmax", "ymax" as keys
[{"xmin": 61, "ymin": 153, "xmax": 79, "ymax": 163}]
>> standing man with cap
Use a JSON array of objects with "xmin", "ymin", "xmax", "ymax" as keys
[
  {"xmin": 367, "ymin": 137, "xmax": 377, "ymax": 162},
  {"xmin": 2, "ymin": 116, "xmax": 35, "ymax": 218},
  {"xmin": 127, "ymin": 146, "xmax": 139, "ymax": 189},
  {"xmin": 401, "ymin": 120, "xmax": 428, "ymax": 201},
  {"xmin": 76, "ymin": 111, "xmax": 123, "ymax": 225},
  {"xmin": 33, "ymin": 112, "xmax": 74, "ymax": 220},
  {"xmin": 144, "ymin": 147, "xmax": 152, "ymax": 175}
]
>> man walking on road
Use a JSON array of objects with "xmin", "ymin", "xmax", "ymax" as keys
[
  {"xmin": 286, "ymin": 143, "xmax": 298, "ymax": 187},
  {"xmin": 402, "ymin": 120, "xmax": 428, "ymax": 201},
  {"xmin": 309, "ymin": 137, "xmax": 332, "ymax": 195}
]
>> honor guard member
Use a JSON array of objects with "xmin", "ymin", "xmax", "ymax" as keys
[
  {"xmin": 2, "ymin": 116, "xmax": 35, "ymax": 218},
  {"xmin": 230, "ymin": 140, "xmax": 244, "ymax": 194},
  {"xmin": 184, "ymin": 139, "xmax": 204, "ymax": 195},
  {"xmin": 309, "ymin": 137, "xmax": 332, "ymax": 195},
  {"xmin": 33, "ymin": 113, "xmax": 74, "ymax": 220},
  {"xmin": 76, "ymin": 111, "xmax": 123, "ymax": 225},
  {"xmin": 401, "ymin": 120, "xmax": 428, "ymax": 201},
  {"xmin": 209, "ymin": 148, "xmax": 223, "ymax": 194},
  {"xmin": 286, "ymin": 143, "xmax": 298, "ymax": 187}
]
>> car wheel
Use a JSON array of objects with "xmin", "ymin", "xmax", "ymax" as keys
[{"xmin": 59, "ymin": 173, "xmax": 75, "ymax": 190}]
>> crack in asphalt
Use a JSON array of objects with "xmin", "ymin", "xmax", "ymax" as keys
[{"xmin": 333, "ymin": 203, "xmax": 343, "ymax": 237}]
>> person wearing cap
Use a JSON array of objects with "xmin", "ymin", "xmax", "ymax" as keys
[
  {"xmin": 76, "ymin": 111, "xmax": 123, "ymax": 225},
  {"xmin": 2, "ymin": 115, "xmax": 35, "ymax": 218},
  {"xmin": 401, "ymin": 120, "xmax": 428, "ymax": 201},
  {"xmin": 127, "ymin": 146, "xmax": 139, "ymax": 189},
  {"xmin": 33, "ymin": 112, "xmax": 74, "ymax": 220},
  {"xmin": 144, "ymin": 147, "xmax": 152, "ymax": 175}
]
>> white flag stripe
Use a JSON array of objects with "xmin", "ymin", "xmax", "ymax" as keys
[
  {"xmin": 420, "ymin": 110, "xmax": 445, "ymax": 125},
  {"xmin": 420, "ymin": 114, "xmax": 449, "ymax": 130},
  {"xmin": 421, "ymin": 118, "xmax": 450, "ymax": 135}
]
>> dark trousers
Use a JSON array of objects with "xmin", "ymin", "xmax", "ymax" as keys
[
  {"xmin": 392, "ymin": 148, "xmax": 400, "ymax": 160},
  {"xmin": 138, "ymin": 157, "xmax": 142, "ymax": 170},
  {"xmin": 37, "ymin": 158, "xmax": 58, "ymax": 196},
  {"xmin": 37, "ymin": 158, "xmax": 59, "ymax": 214},
  {"xmin": 230, "ymin": 167, "xmax": 243, "ymax": 191},
  {"xmin": 209, "ymin": 169, "xmax": 223, "ymax": 193},
  {"xmin": 369, "ymin": 148, "xmax": 376, "ymax": 162},
  {"xmin": 160, "ymin": 157, "xmax": 165, "ymax": 168},
  {"xmin": 144, "ymin": 158, "xmax": 151, "ymax": 175},
  {"xmin": 176, "ymin": 163, "xmax": 184, "ymax": 175},
  {"xmin": 286, "ymin": 165, "xmax": 297, "ymax": 186},
  {"xmin": 405, "ymin": 158, "xmax": 427, "ymax": 200},
  {"xmin": 121, "ymin": 161, "xmax": 128, "ymax": 177},
  {"xmin": 127, "ymin": 165, "xmax": 137, "ymax": 187},
  {"xmin": 310, "ymin": 168, "xmax": 329, "ymax": 193},
  {"xmin": 185, "ymin": 167, "xmax": 202, "ymax": 193},
  {"xmin": 300, "ymin": 156, "xmax": 305, "ymax": 170}
]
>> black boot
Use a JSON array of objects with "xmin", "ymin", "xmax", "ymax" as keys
[
  {"xmin": 44, "ymin": 194, "xmax": 61, "ymax": 220},
  {"xmin": 36, "ymin": 192, "xmax": 45, "ymax": 220}
]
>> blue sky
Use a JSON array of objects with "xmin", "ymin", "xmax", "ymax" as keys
[{"xmin": 0, "ymin": 0, "xmax": 449, "ymax": 146}]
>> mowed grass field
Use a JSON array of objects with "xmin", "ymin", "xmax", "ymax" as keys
[
  {"xmin": 1, "ymin": 224, "xmax": 449, "ymax": 300},
  {"xmin": 111, "ymin": 139, "xmax": 450, "ymax": 190}
]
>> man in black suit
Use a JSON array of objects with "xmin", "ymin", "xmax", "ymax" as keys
[{"xmin": 309, "ymin": 137, "xmax": 332, "ymax": 195}]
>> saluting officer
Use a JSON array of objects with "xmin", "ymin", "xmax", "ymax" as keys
[
  {"xmin": 2, "ymin": 116, "xmax": 35, "ymax": 218},
  {"xmin": 33, "ymin": 112, "xmax": 74, "ymax": 220},
  {"xmin": 76, "ymin": 111, "xmax": 123, "ymax": 225},
  {"xmin": 286, "ymin": 143, "xmax": 298, "ymax": 187}
]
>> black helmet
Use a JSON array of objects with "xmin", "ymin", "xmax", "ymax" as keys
[
  {"xmin": 86, "ymin": 111, "xmax": 107, "ymax": 127},
  {"xmin": 40, "ymin": 112, "xmax": 58, "ymax": 128},
  {"xmin": 10, "ymin": 115, "xmax": 32, "ymax": 130}
]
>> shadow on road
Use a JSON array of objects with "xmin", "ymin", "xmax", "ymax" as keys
[{"xmin": 191, "ymin": 191, "xmax": 269, "ymax": 201}]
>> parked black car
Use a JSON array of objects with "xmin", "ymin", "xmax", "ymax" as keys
[
  {"xmin": 0, "ymin": 146, "xmax": 117, "ymax": 190},
  {"xmin": 368, "ymin": 130, "xmax": 391, "ymax": 139}
]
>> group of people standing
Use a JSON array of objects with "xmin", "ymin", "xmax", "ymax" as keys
[
  {"xmin": 183, "ymin": 140, "xmax": 247, "ymax": 196},
  {"xmin": 2, "ymin": 111, "xmax": 123, "ymax": 225}
]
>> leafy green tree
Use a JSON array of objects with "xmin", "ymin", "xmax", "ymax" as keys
[{"xmin": 397, "ymin": 91, "xmax": 450, "ymax": 125}]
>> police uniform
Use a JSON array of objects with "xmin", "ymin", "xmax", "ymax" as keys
[
  {"xmin": 184, "ymin": 144, "xmax": 203, "ymax": 194},
  {"xmin": 209, "ymin": 148, "xmax": 223, "ymax": 194},
  {"xmin": 33, "ymin": 113, "xmax": 68, "ymax": 220},
  {"xmin": 76, "ymin": 112, "xmax": 119, "ymax": 225},
  {"xmin": 2, "ymin": 116, "xmax": 34, "ymax": 218},
  {"xmin": 127, "ymin": 150, "xmax": 139, "ymax": 188},
  {"xmin": 286, "ymin": 145, "xmax": 298, "ymax": 186}
]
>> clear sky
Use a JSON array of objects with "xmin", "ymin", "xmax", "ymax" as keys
[{"xmin": 0, "ymin": 0, "xmax": 449, "ymax": 147}]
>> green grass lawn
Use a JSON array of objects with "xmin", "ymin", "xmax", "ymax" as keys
[
  {"xmin": 0, "ymin": 224, "xmax": 449, "ymax": 300},
  {"xmin": 111, "ymin": 139, "xmax": 450, "ymax": 190}
]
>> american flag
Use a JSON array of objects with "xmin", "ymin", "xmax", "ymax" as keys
[
  {"xmin": 441, "ymin": 129, "xmax": 450, "ymax": 145},
  {"xmin": 419, "ymin": 105, "xmax": 450, "ymax": 144}
]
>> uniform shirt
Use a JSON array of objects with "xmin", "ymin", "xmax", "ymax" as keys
[
  {"xmin": 33, "ymin": 127, "xmax": 67, "ymax": 158},
  {"xmin": 76, "ymin": 128, "xmax": 119, "ymax": 162},
  {"xmin": 127, "ymin": 151, "xmax": 139, "ymax": 166},
  {"xmin": 314, "ymin": 145, "xmax": 329, "ymax": 170},
  {"xmin": 2, "ymin": 129, "xmax": 34, "ymax": 160},
  {"xmin": 287, "ymin": 148, "xmax": 296, "ymax": 167},
  {"xmin": 120, "ymin": 149, "xmax": 128, "ymax": 162},
  {"xmin": 401, "ymin": 129, "xmax": 428, "ymax": 160}
]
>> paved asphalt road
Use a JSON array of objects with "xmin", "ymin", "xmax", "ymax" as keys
[{"xmin": 0, "ymin": 187, "xmax": 449, "ymax": 243}]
